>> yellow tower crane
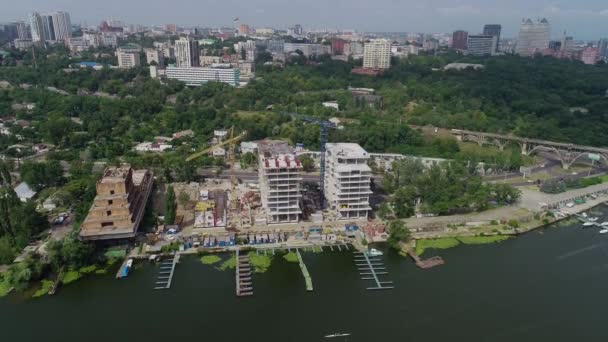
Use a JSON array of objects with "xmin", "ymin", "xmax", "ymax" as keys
[{"xmin": 186, "ymin": 127, "xmax": 248, "ymax": 223}]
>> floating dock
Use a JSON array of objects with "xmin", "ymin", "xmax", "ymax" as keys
[
  {"xmin": 154, "ymin": 253, "xmax": 180, "ymax": 290},
  {"xmin": 354, "ymin": 252, "xmax": 394, "ymax": 290},
  {"xmin": 406, "ymin": 247, "xmax": 444, "ymax": 269},
  {"xmin": 296, "ymin": 250, "xmax": 313, "ymax": 291},
  {"xmin": 236, "ymin": 249, "xmax": 253, "ymax": 297}
]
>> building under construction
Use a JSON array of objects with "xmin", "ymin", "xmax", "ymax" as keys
[
  {"xmin": 194, "ymin": 189, "xmax": 227, "ymax": 228},
  {"xmin": 257, "ymin": 140, "xmax": 303, "ymax": 223},
  {"xmin": 80, "ymin": 166, "xmax": 154, "ymax": 240},
  {"xmin": 324, "ymin": 143, "xmax": 372, "ymax": 220}
]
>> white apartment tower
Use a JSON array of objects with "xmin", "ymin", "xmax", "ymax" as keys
[
  {"xmin": 29, "ymin": 12, "xmax": 44, "ymax": 42},
  {"xmin": 51, "ymin": 12, "xmax": 71, "ymax": 41},
  {"xmin": 257, "ymin": 141, "xmax": 302, "ymax": 223},
  {"xmin": 516, "ymin": 18, "xmax": 551, "ymax": 57},
  {"xmin": 324, "ymin": 143, "xmax": 372, "ymax": 220},
  {"xmin": 363, "ymin": 39, "xmax": 391, "ymax": 69},
  {"xmin": 175, "ymin": 37, "xmax": 200, "ymax": 67}
]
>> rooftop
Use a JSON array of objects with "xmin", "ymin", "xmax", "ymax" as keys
[
  {"xmin": 327, "ymin": 143, "xmax": 369, "ymax": 159},
  {"xmin": 101, "ymin": 166, "xmax": 131, "ymax": 183},
  {"xmin": 257, "ymin": 140, "xmax": 295, "ymax": 157}
]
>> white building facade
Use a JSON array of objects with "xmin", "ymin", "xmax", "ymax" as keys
[
  {"xmin": 516, "ymin": 18, "xmax": 551, "ymax": 57},
  {"xmin": 363, "ymin": 39, "xmax": 391, "ymax": 69},
  {"xmin": 324, "ymin": 143, "xmax": 372, "ymax": 220},
  {"xmin": 166, "ymin": 66, "xmax": 240, "ymax": 86}
]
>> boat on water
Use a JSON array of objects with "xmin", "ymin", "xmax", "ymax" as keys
[
  {"xmin": 325, "ymin": 333, "xmax": 351, "ymax": 338},
  {"xmin": 367, "ymin": 248, "xmax": 383, "ymax": 257},
  {"xmin": 600, "ymin": 229, "xmax": 608, "ymax": 234},
  {"xmin": 583, "ymin": 222, "xmax": 596, "ymax": 227},
  {"xmin": 588, "ymin": 217, "xmax": 599, "ymax": 222},
  {"xmin": 117, "ymin": 259, "xmax": 134, "ymax": 279},
  {"xmin": 601, "ymin": 222, "xmax": 608, "ymax": 227}
]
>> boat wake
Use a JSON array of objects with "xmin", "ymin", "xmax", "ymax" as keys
[{"xmin": 557, "ymin": 244, "xmax": 602, "ymax": 260}]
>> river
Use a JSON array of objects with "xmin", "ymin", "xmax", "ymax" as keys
[{"xmin": 2, "ymin": 206, "xmax": 608, "ymax": 342}]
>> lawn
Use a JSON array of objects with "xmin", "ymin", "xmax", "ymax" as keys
[
  {"xmin": 415, "ymin": 235, "xmax": 512, "ymax": 256},
  {"xmin": 457, "ymin": 236, "xmax": 512, "ymax": 245}
]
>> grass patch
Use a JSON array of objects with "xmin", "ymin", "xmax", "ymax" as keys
[
  {"xmin": 200, "ymin": 255, "xmax": 222, "ymax": 265},
  {"xmin": 283, "ymin": 252, "xmax": 299, "ymax": 263},
  {"xmin": 61, "ymin": 270, "xmax": 82, "ymax": 285},
  {"xmin": 32, "ymin": 280, "xmax": 54, "ymax": 298},
  {"xmin": 414, "ymin": 238, "xmax": 460, "ymax": 256},
  {"xmin": 457, "ymin": 236, "xmax": 511, "ymax": 245},
  {"xmin": 217, "ymin": 256, "xmax": 236, "ymax": 271},
  {"xmin": 248, "ymin": 252, "xmax": 273, "ymax": 273},
  {"xmin": 94, "ymin": 269, "xmax": 107, "ymax": 275},
  {"xmin": 0, "ymin": 277, "xmax": 12, "ymax": 297},
  {"xmin": 79, "ymin": 265, "xmax": 98, "ymax": 274}
]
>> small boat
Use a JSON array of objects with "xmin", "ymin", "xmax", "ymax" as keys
[
  {"xmin": 325, "ymin": 333, "xmax": 351, "ymax": 338},
  {"xmin": 601, "ymin": 222, "xmax": 608, "ymax": 227},
  {"xmin": 600, "ymin": 229, "xmax": 608, "ymax": 234},
  {"xmin": 582, "ymin": 213, "xmax": 588, "ymax": 218},
  {"xmin": 588, "ymin": 217, "xmax": 599, "ymax": 222},
  {"xmin": 367, "ymin": 248, "xmax": 383, "ymax": 256},
  {"xmin": 583, "ymin": 222, "xmax": 596, "ymax": 227}
]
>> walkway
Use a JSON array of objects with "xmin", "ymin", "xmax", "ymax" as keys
[
  {"xmin": 154, "ymin": 253, "xmax": 180, "ymax": 290},
  {"xmin": 354, "ymin": 252, "xmax": 393, "ymax": 290}
]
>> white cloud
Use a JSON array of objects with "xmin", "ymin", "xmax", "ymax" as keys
[{"xmin": 437, "ymin": 5, "xmax": 481, "ymax": 16}]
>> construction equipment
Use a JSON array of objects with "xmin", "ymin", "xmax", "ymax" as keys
[
  {"xmin": 186, "ymin": 127, "xmax": 247, "ymax": 224},
  {"xmin": 280, "ymin": 112, "xmax": 337, "ymax": 208}
]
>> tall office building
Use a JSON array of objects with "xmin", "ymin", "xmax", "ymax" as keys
[
  {"xmin": 482, "ymin": 24, "xmax": 501, "ymax": 52},
  {"xmin": 175, "ymin": 37, "xmax": 200, "ymax": 67},
  {"xmin": 41, "ymin": 15, "xmax": 56, "ymax": 41},
  {"xmin": 516, "ymin": 18, "xmax": 551, "ymax": 57},
  {"xmin": 598, "ymin": 38, "xmax": 608, "ymax": 58},
  {"xmin": 560, "ymin": 34, "xmax": 574, "ymax": 53},
  {"xmin": 51, "ymin": 12, "xmax": 71, "ymax": 41},
  {"xmin": 467, "ymin": 35, "xmax": 497, "ymax": 56},
  {"xmin": 29, "ymin": 12, "xmax": 44, "ymax": 42},
  {"xmin": 452, "ymin": 30, "xmax": 468, "ymax": 50},
  {"xmin": 363, "ymin": 39, "xmax": 391, "ymax": 69},
  {"xmin": 15, "ymin": 21, "xmax": 29, "ymax": 40}
]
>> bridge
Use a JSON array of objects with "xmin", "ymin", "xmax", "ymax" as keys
[{"xmin": 451, "ymin": 129, "xmax": 608, "ymax": 170}]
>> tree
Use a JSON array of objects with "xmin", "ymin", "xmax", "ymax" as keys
[
  {"xmin": 239, "ymin": 152, "xmax": 257, "ymax": 169},
  {"xmin": 178, "ymin": 191, "xmax": 190, "ymax": 207},
  {"xmin": 165, "ymin": 185, "xmax": 176, "ymax": 225},
  {"xmin": 299, "ymin": 154, "xmax": 315, "ymax": 172},
  {"xmin": 386, "ymin": 221, "xmax": 411, "ymax": 250}
]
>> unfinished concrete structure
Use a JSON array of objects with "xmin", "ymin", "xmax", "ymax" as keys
[
  {"xmin": 324, "ymin": 143, "xmax": 372, "ymax": 219},
  {"xmin": 258, "ymin": 140, "xmax": 302, "ymax": 223},
  {"xmin": 80, "ymin": 166, "xmax": 153, "ymax": 240}
]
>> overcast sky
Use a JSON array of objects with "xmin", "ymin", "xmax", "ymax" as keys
[{"xmin": 3, "ymin": 0, "xmax": 608, "ymax": 39}]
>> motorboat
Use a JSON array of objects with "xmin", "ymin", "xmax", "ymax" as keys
[
  {"xmin": 325, "ymin": 333, "xmax": 351, "ymax": 338},
  {"xmin": 588, "ymin": 217, "xmax": 599, "ymax": 222},
  {"xmin": 583, "ymin": 222, "xmax": 596, "ymax": 227},
  {"xmin": 367, "ymin": 248, "xmax": 383, "ymax": 257},
  {"xmin": 601, "ymin": 222, "xmax": 608, "ymax": 227},
  {"xmin": 600, "ymin": 229, "xmax": 608, "ymax": 234}
]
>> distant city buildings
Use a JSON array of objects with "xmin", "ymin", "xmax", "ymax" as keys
[
  {"xmin": 598, "ymin": 38, "xmax": 608, "ymax": 59},
  {"xmin": 467, "ymin": 35, "xmax": 497, "ymax": 56},
  {"xmin": 482, "ymin": 24, "xmax": 501, "ymax": 52},
  {"xmin": 363, "ymin": 39, "xmax": 391, "ymax": 69},
  {"xmin": 175, "ymin": 37, "xmax": 200, "ymax": 67},
  {"xmin": 145, "ymin": 48, "xmax": 165, "ymax": 67},
  {"xmin": 581, "ymin": 47, "xmax": 599, "ymax": 65},
  {"xmin": 516, "ymin": 18, "xmax": 551, "ymax": 57},
  {"xmin": 452, "ymin": 30, "xmax": 468, "ymax": 50},
  {"xmin": 283, "ymin": 42, "xmax": 328, "ymax": 57},
  {"xmin": 117, "ymin": 46, "xmax": 141, "ymax": 68}
]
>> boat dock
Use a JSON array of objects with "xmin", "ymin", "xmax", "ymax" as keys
[
  {"xmin": 252, "ymin": 242, "xmax": 350, "ymax": 255},
  {"xmin": 354, "ymin": 252, "xmax": 394, "ymax": 290},
  {"xmin": 154, "ymin": 253, "xmax": 180, "ymax": 290},
  {"xmin": 406, "ymin": 247, "xmax": 445, "ymax": 269},
  {"xmin": 296, "ymin": 250, "xmax": 313, "ymax": 291},
  {"xmin": 236, "ymin": 249, "xmax": 253, "ymax": 297}
]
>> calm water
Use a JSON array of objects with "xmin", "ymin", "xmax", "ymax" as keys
[{"xmin": 2, "ymin": 206, "xmax": 608, "ymax": 342}]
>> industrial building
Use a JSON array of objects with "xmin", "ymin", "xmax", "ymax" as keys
[
  {"xmin": 324, "ymin": 143, "xmax": 372, "ymax": 220},
  {"xmin": 80, "ymin": 167, "xmax": 153, "ymax": 241},
  {"xmin": 257, "ymin": 141, "xmax": 303, "ymax": 223}
]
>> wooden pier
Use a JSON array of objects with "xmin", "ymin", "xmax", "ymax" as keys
[
  {"xmin": 236, "ymin": 249, "xmax": 253, "ymax": 297},
  {"xmin": 354, "ymin": 252, "xmax": 394, "ymax": 290},
  {"xmin": 296, "ymin": 250, "xmax": 313, "ymax": 291},
  {"xmin": 154, "ymin": 253, "xmax": 180, "ymax": 290},
  {"xmin": 406, "ymin": 247, "xmax": 444, "ymax": 269}
]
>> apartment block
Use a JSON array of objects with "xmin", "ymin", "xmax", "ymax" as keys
[
  {"xmin": 80, "ymin": 167, "xmax": 153, "ymax": 241},
  {"xmin": 363, "ymin": 39, "xmax": 391, "ymax": 69},
  {"xmin": 166, "ymin": 66, "xmax": 240, "ymax": 86},
  {"xmin": 324, "ymin": 143, "xmax": 372, "ymax": 220},
  {"xmin": 117, "ymin": 48, "xmax": 140, "ymax": 68},
  {"xmin": 258, "ymin": 141, "xmax": 302, "ymax": 223}
]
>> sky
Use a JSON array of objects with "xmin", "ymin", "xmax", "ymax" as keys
[{"xmin": 2, "ymin": 0, "xmax": 608, "ymax": 40}]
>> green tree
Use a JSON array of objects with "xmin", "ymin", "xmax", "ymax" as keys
[
  {"xmin": 386, "ymin": 220, "xmax": 411, "ymax": 250},
  {"xmin": 165, "ymin": 185, "xmax": 176, "ymax": 225},
  {"xmin": 299, "ymin": 154, "xmax": 315, "ymax": 172}
]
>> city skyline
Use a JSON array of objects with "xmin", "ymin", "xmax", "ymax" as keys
[{"xmin": 1, "ymin": 0, "xmax": 608, "ymax": 40}]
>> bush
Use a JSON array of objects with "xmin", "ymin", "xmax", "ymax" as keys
[{"xmin": 507, "ymin": 219, "xmax": 520, "ymax": 228}]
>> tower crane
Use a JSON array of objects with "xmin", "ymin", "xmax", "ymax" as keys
[
  {"xmin": 281, "ymin": 112, "xmax": 337, "ymax": 208},
  {"xmin": 186, "ymin": 127, "xmax": 247, "ymax": 219}
]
